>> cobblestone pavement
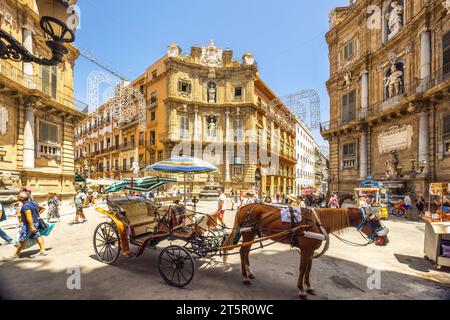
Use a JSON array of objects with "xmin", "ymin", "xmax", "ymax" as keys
[{"xmin": 0, "ymin": 201, "xmax": 449, "ymax": 300}]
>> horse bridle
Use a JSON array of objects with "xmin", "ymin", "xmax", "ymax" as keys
[{"xmin": 357, "ymin": 208, "xmax": 388, "ymax": 240}]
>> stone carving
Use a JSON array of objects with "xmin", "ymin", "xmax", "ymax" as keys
[
  {"xmin": 207, "ymin": 82, "xmax": 217, "ymax": 103},
  {"xmin": 131, "ymin": 161, "xmax": 140, "ymax": 176},
  {"xmin": 207, "ymin": 117, "xmax": 217, "ymax": 138},
  {"xmin": 0, "ymin": 8, "xmax": 13, "ymax": 26},
  {"xmin": 386, "ymin": 1, "xmax": 403, "ymax": 38},
  {"xmin": 443, "ymin": 0, "xmax": 450, "ymax": 14},
  {"xmin": 329, "ymin": 11, "xmax": 337, "ymax": 28},
  {"xmin": 243, "ymin": 52, "xmax": 255, "ymax": 65},
  {"xmin": 384, "ymin": 53, "xmax": 403, "ymax": 98},
  {"xmin": 201, "ymin": 40, "xmax": 223, "ymax": 67},
  {"xmin": 167, "ymin": 43, "xmax": 180, "ymax": 58},
  {"xmin": 0, "ymin": 106, "xmax": 8, "ymax": 135},
  {"xmin": 343, "ymin": 71, "xmax": 352, "ymax": 86},
  {"xmin": 385, "ymin": 150, "xmax": 399, "ymax": 179},
  {"xmin": 378, "ymin": 124, "xmax": 413, "ymax": 154}
]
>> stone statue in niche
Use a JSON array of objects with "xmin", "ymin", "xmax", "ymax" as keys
[
  {"xmin": 343, "ymin": 71, "xmax": 352, "ymax": 86},
  {"xmin": 385, "ymin": 150, "xmax": 400, "ymax": 179},
  {"xmin": 385, "ymin": 55, "xmax": 403, "ymax": 98},
  {"xmin": 386, "ymin": 1, "xmax": 403, "ymax": 38},
  {"xmin": 207, "ymin": 117, "xmax": 217, "ymax": 138},
  {"xmin": 207, "ymin": 82, "xmax": 217, "ymax": 103}
]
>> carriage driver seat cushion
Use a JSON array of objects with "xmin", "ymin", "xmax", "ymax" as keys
[{"xmin": 121, "ymin": 201, "xmax": 156, "ymax": 233}]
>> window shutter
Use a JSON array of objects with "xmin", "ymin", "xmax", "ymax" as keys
[
  {"xmin": 349, "ymin": 90, "xmax": 356, "ymax": 120},
  {"xmin": 444, "ymin": 115, "xmax": 450, "ymax": 138},
  {"xmin": 51, "ymin": 66, "xmax": 57, "ymax": 98},
  {"xmin": 342, "ymin": 94, "xmax": 348, "ymax": 123},
  {"xmin": 42, "ymin": 65, "xmax": 50, "ymax": 95}
]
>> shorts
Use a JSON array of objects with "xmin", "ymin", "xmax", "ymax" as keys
[
  {"xmin": 217, "ymin": 210, "xmax": 225, "ymax": 219},
  {"xmin": 18, "ymin": 222, "xmax": 41, "ymax": 242},
  {"xmin": 404, "ymin": 205, "xmax": 412, "ymax": 210}
]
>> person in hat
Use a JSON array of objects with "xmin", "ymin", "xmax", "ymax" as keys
[
  {"xmin": 47, "ymin": 192, "xmax": 60, "ymax": 223},
  {"xmin": 73, "ymin": 188, "xmax": 88, "ymax": 224}
]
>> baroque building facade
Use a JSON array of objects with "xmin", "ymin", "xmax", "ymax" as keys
[
  {"xmin": 74, "ymin": 42, "xmax": 298, "ymax": 197},
  {"xmin": 321, "ymin": 0, "xmax": 450, "ymax": 195},
  {"xmin": 0, "ymin": 0, "xmax": 86, "ymax": 202}
]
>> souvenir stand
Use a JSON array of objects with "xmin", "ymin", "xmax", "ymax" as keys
[
  {"xmin": 423, "ymin": 183, "xmax": 450, "ymax": 270},
  {"xmin": 354, "ymin": 179, "xmax": 390, "ymax": 219}
]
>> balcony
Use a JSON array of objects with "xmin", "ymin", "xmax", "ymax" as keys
[
  {"xmin": 118, "ymin": 142, "xmax": 135, "ymax": 151},
  {"xmin": 321, "ymin": 64, "xmax": 450, "ymax": 135},
  {"xmin": 0, "ymin": 60, "xmax": 88, "ymax": 114}
]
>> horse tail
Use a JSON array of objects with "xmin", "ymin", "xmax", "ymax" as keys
[{"xmin": 222, "ymin": 208, "xmax": 243, "ymax": 266}]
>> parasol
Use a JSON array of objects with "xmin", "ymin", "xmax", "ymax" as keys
[{"xmin": 144, "ymin": 156, "xmax": 218, "ymax": 206}]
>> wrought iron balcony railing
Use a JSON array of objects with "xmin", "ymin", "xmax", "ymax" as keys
[
  {"xmin": 320, "ymin": 65, "xmax": 450, "ymax": 133},
  {"xmin": 0, "ymin": 59, "xmax": 88, "ymax": 114}
]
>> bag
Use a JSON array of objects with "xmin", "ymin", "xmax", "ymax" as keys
[
  {"xmin": 14, "ymin": 228, "xmax": 37, "ymax": 250},
  {"xmin": 1, "ymin": 208, "xmax": 6, "ymax": 222},
  {"xmin": 38, "ymin": 218, "xmax": 49, "ymax": 231},
  {"xmin": 40, "ymin": 223, "xmax": 55, "ymax": 237}
]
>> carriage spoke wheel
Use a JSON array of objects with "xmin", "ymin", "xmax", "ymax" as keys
[
  {"xmin": 93, "ymin": 222, "xmax": 121, "ymax": 264},
  {"xmin": 158, "ymin": 246, "xmax": 195, "ymax": 288}
]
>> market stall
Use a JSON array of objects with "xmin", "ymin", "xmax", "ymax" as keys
[
  {"xmin": 423, "ymin": 221, "xmax": 450, "ymax": 270},
  {"xmin": 354, "ymin": 185, "xmax": 390, "ymax": 220},
  {"xmin": 423, "ymin": 183, "xmax": 450, "ymax": 222}
]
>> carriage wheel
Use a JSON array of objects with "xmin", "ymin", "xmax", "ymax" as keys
[
  {"xmin": 158, "ymin": 245, "xmax": 195, "ymax": 288},
  {"xmin": 93, "ymin": 222, "xmax": 121, "ymax": 264},
  {"xmin": 392, "ymin": 209, "xmax": 404, "ymax": 217}
]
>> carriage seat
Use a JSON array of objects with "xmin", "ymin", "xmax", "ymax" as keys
[{"xmin": 114, "ymin": 200, "xmax": 158, "ymax": 235}]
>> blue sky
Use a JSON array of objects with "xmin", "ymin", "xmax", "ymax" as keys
[{"xmin": 74, "ymin": 0, "xmax": 349, "ymax": 146}]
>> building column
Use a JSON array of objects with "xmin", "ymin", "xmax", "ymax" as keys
[
  {"xmin": 225, "ymin": 111, "xmax": 231, "ymax": 181},
  {"xmin": 23, "ymin": 105, "xmax": 36, "ymax": 169},
  {"xmin": 359, "ymin": 129, "xmax": 368, "ymax": 179},
  {"xmin": 418, "ymin": 111, "xmax": 430, "ymax": 175},
  {"xmin": 193, "ymin": 108, "xmax": 202, "ymax": 158},
  {"xmin": 420, "ymin": 30, "xmax": 431, "ymax": 80},
  {"xmin": 360, "ymin": 71, "xmax": 368, "ymax": 119},
  {"xmin": 22, "ymin": 27, "xmax": 34, "ymax": 87}
]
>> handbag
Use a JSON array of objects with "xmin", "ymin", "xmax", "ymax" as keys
[{"xmin": 38, "ymin": 218, "xmax": 49, "ymax": 231}]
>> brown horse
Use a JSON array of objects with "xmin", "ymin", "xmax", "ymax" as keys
[{"xmin": 222, "ymin": 204, "xmax": 389, "ymax": 299}]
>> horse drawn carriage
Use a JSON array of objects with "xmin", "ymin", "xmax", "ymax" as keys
[
  {"xmin": 93, "ymin": 196, "xmax": 227, "ymax": 287},
  {"xmin": 92, "ymin": 158, "xmax": 390, "ymax": 298}
]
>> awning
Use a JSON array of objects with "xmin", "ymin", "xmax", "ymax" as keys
[{"xmin": 75, "ymin": 174, "xmax": 85, "ymax": 182}]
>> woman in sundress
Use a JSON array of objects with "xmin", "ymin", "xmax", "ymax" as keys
[{"xmin": 47, "ymin": 192, "xmax": 60, "ymax": 223}]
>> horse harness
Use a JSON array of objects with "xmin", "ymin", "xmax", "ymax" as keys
[{"xmin": 239, "ymin": 203, "xmax": 328, "ymax": 248}]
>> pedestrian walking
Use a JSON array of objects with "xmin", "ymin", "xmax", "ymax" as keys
[
  {"xmin": 47, "ymin": 192, "xmax": 60, "ymax": 223},
  {"xmin": 0, "ymin": 202, "xmax": 13, "ymax": 246},
  {"xmin": 216, "ymin": 189, "xmax": 227, "ymax": 228},
  {"xmin": 415, "ymin": 195, "xmax": 425, "ymax": 217},
  {"xmin": 276, "ymin": 192, "xmax": 280, "ymax": 204},
  {"xmin": 328, "ymin": 193, "xmax": 340, "ymax": 208},
  {"xmin": 3, "ymin": 192, "xmax": 47, "ymax": 260},
  {"xmin": 72, "ymin": 188, "xmax": 88, "ymax": 224}
]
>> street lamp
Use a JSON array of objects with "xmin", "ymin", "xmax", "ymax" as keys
[{"xmin": 0, "ymin": 0, "xmax": 76, "ymax": 65}]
